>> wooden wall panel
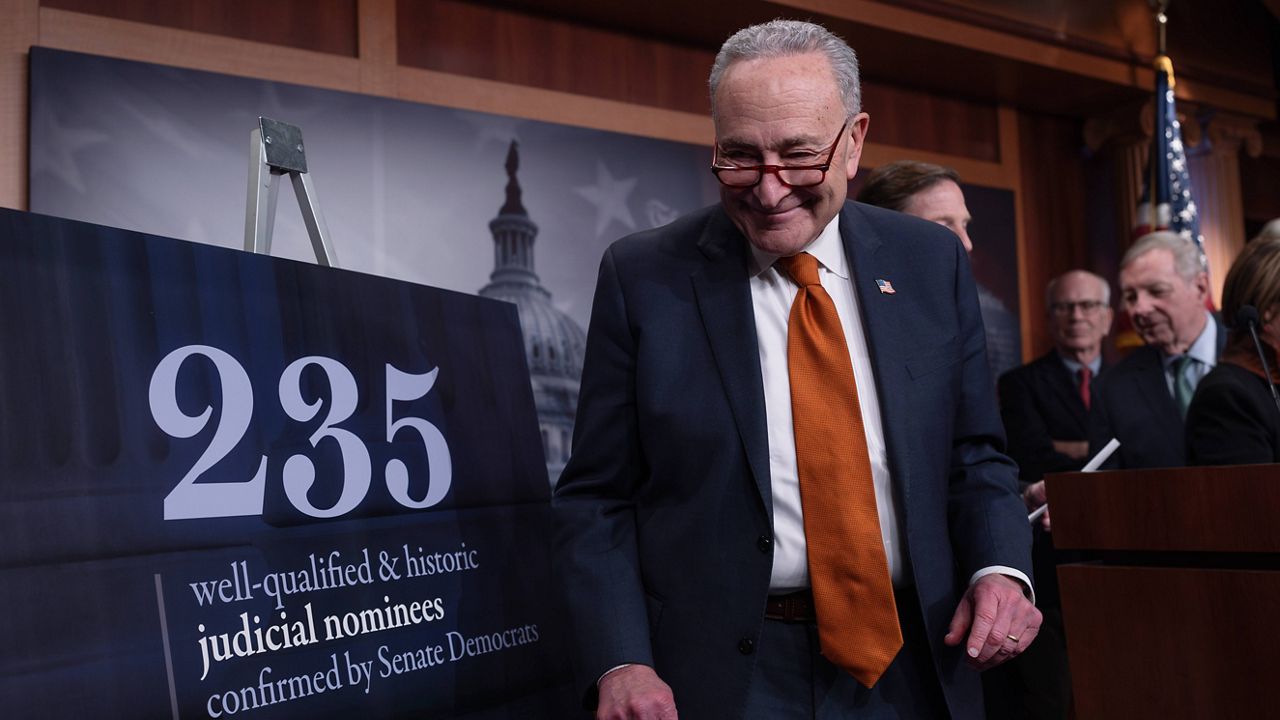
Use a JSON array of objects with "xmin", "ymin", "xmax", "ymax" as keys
[
  {"xmin": 24, "ymin": 0, "xmax": 1258, "ymax": 328},
  {"xmin": 779, "ymin": 0, "xmax": 1274, "ymax": 120},
  {"xmin": 862, "ymin": 82, "xmax": 1000, "ymax": 163},
  {"xmin": 44, "ymin": 0, "xmax": 359, "ymax": 56},
  {"xmin": 397, "ymin": 0, "xmax": 713, "ymax": 116},
  {"xmin": 1242, "ymin": 154, "xmax": 1280, "ymax": 228},
  {"xmin": 1017, "ymin": 110, "xmax": 1089, "ymax": 357},
  {"xmin": 1059, "ymin": 564, "xmax": 1280, "ymax": 720},
  {"xmin": 0, "ymin": 0, "xmax": 38, "ymax": 210},
  {"xmin": 887, "ymin": 0, "xmax": 1276, "ymax": 100},
  {"xmin": 38, "ymin": 7, "xmax": 364, "ymax": 93},
  {"xmin": 357, "ymin": 0, "xmax": 397, "ymax": 95},
  {"xmin": 398, "ymin": 0, "xmax": 1002, "ymax": 163}
]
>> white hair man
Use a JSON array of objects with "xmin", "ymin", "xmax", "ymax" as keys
[
  {"xmin": 555, "ymin": 19, "xmax": 1038, "ymax": 720},
  {"xmin": 989, "ymin": 269, "xmax": 1113, "ymax": 718},
  {"xmin": 1088, "ymin": 231, "xmax": 1222, "ymax": 468}
]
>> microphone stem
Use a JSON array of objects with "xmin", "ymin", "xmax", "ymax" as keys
[{"xmin": 1246, "ymin": 323, "xmax": 1280, "ymax": 415}]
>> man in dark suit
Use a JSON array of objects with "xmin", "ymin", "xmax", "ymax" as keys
[
  {"xmin": 1002, "ymin": 270, "xmax": 1113, "ymax": 506},
  {"xmin": 1089, "ymin": 231, "xmax": 1225, "ymax": 469},
  {"xmin": 553, "ymin": 19, "xmax": 1038, "ymax": 720},
  {"xmin": 987, "ymin": 269, "xmax": 1113, "ymax": 720},
  {"xmin": 855, "ymin": 160, "xmax": 1022, "ymax": 382}
]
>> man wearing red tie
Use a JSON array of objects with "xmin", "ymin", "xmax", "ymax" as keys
[
  {"xmin": 990, "ymin": 269, "xmax": 1113, "ymax": 719},
  {"xmin": 554, "ymin": 18, "xmax": 1038, "ymax": 720},
  {"xmin": 1000, "ymin": 270, "xmax": 1114, "ymax": 520}
]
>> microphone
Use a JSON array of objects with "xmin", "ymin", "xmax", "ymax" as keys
[{"xmin": 1235, "ymin": 304, "xmax": 1280, "ymax": 415}]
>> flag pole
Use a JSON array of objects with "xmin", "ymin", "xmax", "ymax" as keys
[
  {"xmin": 1149, "ymin": 0, "xmax": 1169, "ymax": 234},
  {"xmin": 1154, "ymin": 0, "xmax": 1168, "ymax": 56}
]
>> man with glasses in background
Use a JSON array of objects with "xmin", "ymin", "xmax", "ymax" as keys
[
  {"xmin": 1001, "ymin": 270, "xmax": 1114, "ymax": 522},
  {"xmin": 555, "ymin": 18, "xmax": 1037, "ymax": 720},
  {"xmin": 988, "ymin": 270, "xmax": 1114, "ymax": 719}
]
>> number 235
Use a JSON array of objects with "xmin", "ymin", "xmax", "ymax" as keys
[{"xmin": 149, "ymin": 345, "xmax": 451, "ymax": 521}]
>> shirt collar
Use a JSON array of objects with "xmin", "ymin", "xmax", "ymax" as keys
[
  {"xmin": 747, "ymin": 214, "xmax": 847, "ymax": 279},
  {"xmin": 1162, "ymin": 310, "xmax": 1218, "ymax": 369},
  {"xmin": 1058, "ymin": 352, "xmax": 1102, "ymax": 377}
]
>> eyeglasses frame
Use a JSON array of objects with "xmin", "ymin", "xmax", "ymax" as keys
[
  {"xmin": 710, "ymin": 117, "xmax": 852, "ymax": 189},
  {"xmin": 1050, "ymin": 300, "xmax": 1109, "ymax": 317}
]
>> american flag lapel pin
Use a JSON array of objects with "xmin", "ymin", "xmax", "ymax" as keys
[{"xmin": 876, "ymin": 278, "xmax": 896, "ymax": 295}]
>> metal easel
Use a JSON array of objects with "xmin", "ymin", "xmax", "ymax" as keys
[{"xmin": 243, "ymin": 117, "xmax": 339, "ymax": 267}]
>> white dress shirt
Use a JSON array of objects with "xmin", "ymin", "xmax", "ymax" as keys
[
  {"xmin": 747, "ymin": 216, "xmax": 1030, "ymax": 597},
  {"xmin": 1162, "ymin": 310, "xmax": 1218, "ymax": 395}
]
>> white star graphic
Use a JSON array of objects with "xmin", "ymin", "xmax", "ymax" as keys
[{"xmin": 574, "ymin": 160, "xmax": 637, "ymax": 237}]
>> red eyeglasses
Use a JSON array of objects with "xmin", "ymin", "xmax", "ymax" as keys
[{"xmin": 711, "ymin": 118, "xmax": 850, "ymax": 189}]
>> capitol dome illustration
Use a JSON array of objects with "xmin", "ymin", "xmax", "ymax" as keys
[{"xmin": 479, "ymin": 140, "xmax": 586, "ymax": 486}]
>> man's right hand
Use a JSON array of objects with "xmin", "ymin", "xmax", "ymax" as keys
[{"xmin": 597, "ymin": 664, "xmax": 678, "ymax": 720}]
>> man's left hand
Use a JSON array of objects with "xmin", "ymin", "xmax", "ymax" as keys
[{"xmin": 942, "ymin": 574, "xmax": 1041, "ymax": 670}]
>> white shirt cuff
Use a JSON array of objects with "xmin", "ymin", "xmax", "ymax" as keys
[
  {"xmin": 597, "ymin": 663, "xmax": 636, "ymax": 687},
  {"xmin": 970, "ymin": 566, "xmax": 1036, "ymax": 606}
]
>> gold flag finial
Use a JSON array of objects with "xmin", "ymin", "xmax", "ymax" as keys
[{"xmin": 1154, "ymin": 54, "xmax": 1176, "ymax": 90}]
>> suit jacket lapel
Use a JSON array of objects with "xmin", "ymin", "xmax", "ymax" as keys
[
  {"xmin": 690, "ymin": 211, "xmax": 772, "ymax": 514},
  {"xmin": 838, "ymin": 205, "xmax": 889, "ymax": 352},
  {"xmin": 837, "ymin": 205, "xmax": 916, "ymax": 503},
  {"xmin": 1131, "ymin": 347, "xmax": 1183, "ymax": 434},
  {"xmin": 1041, "ymin": 353, "xmax": 1089, "ymax": 434}
]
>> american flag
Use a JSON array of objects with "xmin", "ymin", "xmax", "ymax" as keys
[
  {"xmin": 1133, "ymin": 54, "xmax": 1205, "ymax": 257},
  {"xmin": 1116, "ymin": 52, "xmax": 1213, "ymax": 351}
]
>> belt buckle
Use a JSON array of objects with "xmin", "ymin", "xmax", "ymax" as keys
[{"xmin": 767, "ymin": 590, "xmax": 812, "ymax": 623}]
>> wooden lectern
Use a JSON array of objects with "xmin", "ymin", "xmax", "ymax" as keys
[{"xmin": 1048, "ymin": 465, "xmax": 1280, "ymax": 719}]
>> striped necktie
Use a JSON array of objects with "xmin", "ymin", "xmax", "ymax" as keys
[{"xmin": 1173, "ymin": 355, "xmax": 1198, "ymax": 416}]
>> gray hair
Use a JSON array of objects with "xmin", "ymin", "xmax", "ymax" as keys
[
  {"xmin": 1045, "ymin": 269, "xmax": 1111, "ymax": 310},
  {"xmin": 1121, "ymin": 230, "xmax": 1206, "ymax": 281},
  {"xmin": 1258, "ymin": 218, "xmax": 1280, "ymax": 241},
  {"xmin": 708, "ymin": 20, "xmax": 861, "ymax": 120}
]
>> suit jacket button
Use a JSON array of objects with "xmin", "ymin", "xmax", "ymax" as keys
[
  {"xmin": 738, "ymin": 638, "xmax": 755, "ymax": 655},
  {"xmin": 756, "ymin": 535, "xmax": 772, "ymax": 553}
]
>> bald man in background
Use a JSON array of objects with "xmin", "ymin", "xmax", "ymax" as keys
[
  {"xmin": 1002, "ymin": 271, "xmax": 1113, "ymax": 501},
  {"xmin": 988, "ymin": 269, "xmax": 1114, "ymax": 720}
]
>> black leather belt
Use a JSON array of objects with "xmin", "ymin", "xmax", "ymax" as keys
[{"xmin": 765, "ymin": 590, "xmax": 815, "ymax": 623}]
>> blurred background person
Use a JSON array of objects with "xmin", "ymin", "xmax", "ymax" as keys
[
  {"xmin": 1187, "ymin": 221, "xmax": 1280, "ymax": 465},
  {"xmin": 1089, "ymin": 231, "xmax": 1223, "ymax": 469},
  {"xmin": 987, "ymin": 269, "xmax": 1112, "ymax": 720},
  {"xmin": 1001, "ymin": 270, "xmax": 1113, "ymax": 491},
  {"xmin": 857, "ymin": 160, "xmax": 1021, "ymax": 382}
]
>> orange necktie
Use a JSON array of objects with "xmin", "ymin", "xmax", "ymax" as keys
[{"xmin": 778, "ymin": 252, "xmax": 902, "ymax": 688}]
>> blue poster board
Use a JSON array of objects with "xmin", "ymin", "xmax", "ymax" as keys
[{"xmin": 0, "ymin": 209, "xmax": 575, "ymax": 717}]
